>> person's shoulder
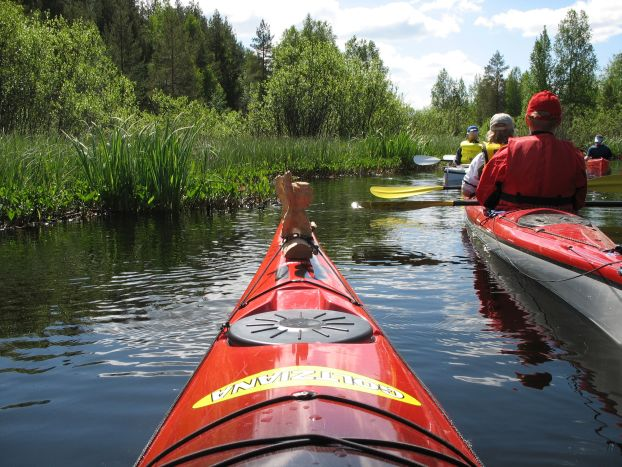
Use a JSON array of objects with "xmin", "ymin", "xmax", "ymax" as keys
[{"xmin": 471, "ymin": 152, "xmax": 486, "ymax": 165}]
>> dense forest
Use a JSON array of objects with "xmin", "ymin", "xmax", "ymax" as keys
[
  {"xmin": 0, "ymin": 0, "xmax": 620, "ymax": 226},
  {"xmin": 0, "ymin": 0, "xmax": 408, "ymax": 137},
  {"xmin": 2, "ymin": 0, "xmax": 620, "ymax": 144}
]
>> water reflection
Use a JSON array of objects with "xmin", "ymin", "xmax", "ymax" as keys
[
  {"xmin": 464, "ymin": 230, "xmax": 556, "ymax": 389},
  {"xmin": 465, "ymin": 227, "xmax": 622, "ymax": 446},
  {"xmin": 1, "ymin": 175, "xmax": 621, "ymax": 466},
  {"xmin": 352, "ymin": 244, "xmax": 445, "ymax": 267}
]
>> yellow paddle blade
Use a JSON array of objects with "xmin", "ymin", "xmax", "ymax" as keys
[
  {"xmin": 369, "ymin": 185, "xmax": 444, "ymax": 199},
  {"xmin": 588, "ymin": 174, "xmax": 622, "ymax": 193}
]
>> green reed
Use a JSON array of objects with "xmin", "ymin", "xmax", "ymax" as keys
[
  {"xmin": 72, "ymin": 122, "xmax": 196, "ymax": 211},
  {"xmin": 2, "ymin": 125, "xmax": 456, "ymax": 226},
  {"xmin": 0, "ymin": 133, "xmax": 83, "ymax": 223}
]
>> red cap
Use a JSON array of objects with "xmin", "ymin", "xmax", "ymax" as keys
[{"xmin": 526, "ymin": 90, "xmax": 561, "ymax": 120}]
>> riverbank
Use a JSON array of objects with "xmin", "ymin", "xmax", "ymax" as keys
[{"xmin": 0, "ymin": 129, "xmax": 456, "ymax": 229}]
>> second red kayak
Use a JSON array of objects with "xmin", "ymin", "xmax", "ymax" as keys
[
  {"xmin": 586, "ymin": 157, "xmax": 611, "ymax": 178},
  {"xmin": 465, "ymin": 206, "xmax": 622, "ymax": 344},
  {"xmin": 137, "ymin": 223, "xmax": 481, "ymax": 466}
]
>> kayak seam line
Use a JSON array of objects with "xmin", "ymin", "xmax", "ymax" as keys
[{"xmin": 474, "ymin": 218, "xmax": 622, "ymax": 285}]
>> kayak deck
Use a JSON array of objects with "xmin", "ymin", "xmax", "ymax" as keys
[
  {"xmin": 137, "ymin": 224, "xmax": 480, "ymax": 466},
  {"xmin": 465, "ymin": 206, "xmax": 622, "ymax": 343}
]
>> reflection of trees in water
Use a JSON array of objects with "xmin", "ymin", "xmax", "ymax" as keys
[
  {"xmin": 463, "ymin": 228, "xmax": 622, "ymax": 450},
  {"xmin": 351, "ymin": 244, "xmax": 446, "ymax": 267},
  {"xmin": 0, "ymin": 211, "xmax": 247, "ymax": 338},
  {"xmin": 466, "ymin": 232, "xmax": 556, "ymax": 390}
]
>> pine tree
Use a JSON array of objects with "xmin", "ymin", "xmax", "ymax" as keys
[
  {"xmin": 204, "ymin": 10, "xmax": 245, "ymax": 110},
  {"xmin": 552, "ymin": 9, "xmax": 597, "ymax": 113},
  {"xmin": 484, "ymin": 51, "xmax": 509, "ymax": 113},
  {"xmin": 528, "ymin": 26, "xmax": 552, "ymax": 93},
  {"xmin": 504, "ymin": 67, "xmax": 522, "ymax": 116},
  {"xmin": 251, "ymin": 19, "xmax": 273, "ymax": 83},
  {"xmin": 102, "ymin": 0, "xmax": 144, "ymax": 76},
  {"xmin": 148, "ymin": 2, "xmax": 198, "ymax": 98}
]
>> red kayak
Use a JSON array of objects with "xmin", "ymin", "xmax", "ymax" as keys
[
  {"xmin": 586, "ymin": 158, "xmax": 611, "ymax": 178},
  {"xmin": 137, "ymin": 223, "xmax": 480, "ymax": 466},
  {"xmin": 465, "ymin": 206, "xmax": 622, "ymax": 344}
]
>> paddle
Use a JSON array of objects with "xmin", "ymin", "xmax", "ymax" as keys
[
  {"xmin": 413, "ymin": 155, "xmax": 440, "ymax": 166},
  {"xmin": 370, "ymin": 173, "xmax": 622, "ymax": 200},
  {"xmin": 587, "ymin": 173, "xmax": 622, "ymax": 193},
  {"xmin": 370, "ymin": 185, "xmax": 446, "ymax": 199},
  {"xmin": 412, "ymin": 155, "xmax": 456, "ymax": 166},
  {"xmin": 353, "ymin": 199, "xmax": 622, "ymax": 211}
]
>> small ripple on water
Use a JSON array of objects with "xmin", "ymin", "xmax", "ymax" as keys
[
  {"xmin": 454, "ymin": 373, "xmax": 519, "ymax": 387},
  {"xmin": 99, "ymin": 369, "xmax": 195, "ymax": 378}
]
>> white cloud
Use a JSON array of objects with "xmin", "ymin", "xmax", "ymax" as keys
[
  {"xmin": 188, "ymin": 1, "xmax": 620, "ymax": 108},
  {"xmin": 193, "ymin": 0, "xmax": 477, "ymax": 107},
  {"xmin": 419, "ymin": 0, "xmax": 484, "ymax": 13},
  {"xmin": 474, "ymin": 0, "xmax": 622, "ymax": 43},
  {"xmin": 196, "ymin": 0, "xmax": 466, "ymax": 43},
  {"xmin": 378, "ymin": 43, "xmax": 482, "ymax": 108},
  {"xmin": 195, "ymin": 0, "xmax": 340, "ymax": 42}
]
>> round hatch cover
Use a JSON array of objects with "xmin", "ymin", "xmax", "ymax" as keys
[{"xmin": 228, "ymin": 309, "xmax": 373, "ymax": 345}]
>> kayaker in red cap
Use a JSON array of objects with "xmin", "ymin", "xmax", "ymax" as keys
[{"xmin": 476, "ymin": 90, "xmax": 586, "ymax": 212}]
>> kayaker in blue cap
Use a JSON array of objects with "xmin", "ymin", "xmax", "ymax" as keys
[
  {"xmin": 586, "ymin": 134, "xmax": 613, "ymax": 160},
  {"xmin": 454, "ymin": 125, "xmax": 483, "ymax": 166}
]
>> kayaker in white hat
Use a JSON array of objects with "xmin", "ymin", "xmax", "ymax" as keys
[
  {"xmin": 586, "ymin": 134, "xmax": 613, "ymax": 160},
  {"xmin": 476, "ymin": 90, "xmax": 586, "ymax": 212},
  {"xmin": 461, "ymin": 113, "xmax": 515, "ymax": 198}
]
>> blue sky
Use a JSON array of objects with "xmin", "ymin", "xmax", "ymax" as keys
[{"xmin": 193, "ymin": 0, "xmax": 622, "ymax": 108}]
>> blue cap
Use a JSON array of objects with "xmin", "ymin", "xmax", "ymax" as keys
[{"xmin": 466, "ymin": 125, "xmax": 478, "ymax": 133}]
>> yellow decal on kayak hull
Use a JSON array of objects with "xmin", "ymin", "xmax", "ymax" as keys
[{"xmin": 193, "ymin": 365, "xmax": 421, "ymax": 408}]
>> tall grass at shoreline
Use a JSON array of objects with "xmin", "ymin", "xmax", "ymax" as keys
[
  {"xmin": 73, "ymin": 123, "xmax": 196, "ymax": 211},
  {"xmin": 0, "ymin": 124, "xmax": 497, "ymax": 227},
  {"xmin": 0, "ymin": 133, "xmax": 85, "ymax": 224}
]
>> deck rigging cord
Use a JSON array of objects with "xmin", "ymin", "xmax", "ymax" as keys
[
  {"xmin": 147, "ymin": 392, "xmax": 477, "ymax": 467},
  {"xmin": 475, "ymin": 214, "xmax": 622, "ymax": 284}
]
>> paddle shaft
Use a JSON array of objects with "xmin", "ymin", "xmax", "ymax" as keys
[
  {"xmin": 357, "ymin": 200, "xmax": 622, "ymax": 210},
  {"xmin": 371, "ymin": 174, "xmax": 622, "ymax": 200}
]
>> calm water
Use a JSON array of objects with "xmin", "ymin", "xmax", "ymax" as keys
[{"xmin": 1, "ymin": 173, "xmax": 621, "ymax": 466}]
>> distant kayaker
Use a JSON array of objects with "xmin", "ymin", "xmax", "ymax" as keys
[
  {"xmin": 454, "ymin": 125, "xmax": 483, "ymax": 166},
  {"xmin": 461, "ymin": 113, "xmax": 515, "ymax": 198},
  {"xmin": 586, "ymin": 134, "xmax": 613, "ymax": 160},
  {"xmin": 476, "ymin": 90, "xmax": 586, "ymax": 212}
]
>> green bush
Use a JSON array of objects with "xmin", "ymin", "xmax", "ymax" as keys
[{"xmin": 0, "ymin": 0, "xmax": 136, "ymax": 133}]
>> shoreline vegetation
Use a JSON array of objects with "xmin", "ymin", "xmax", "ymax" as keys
[
  {"xmin": 1, "ymin": 1, "xmax": 621, "ymax": 228},
  {"xmin": 0, "ymin": 127, "xmax": 456, "ymax": 229}
]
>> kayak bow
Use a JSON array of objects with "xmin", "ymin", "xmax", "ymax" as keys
[
  {"xmin": 465, "ymin": 206, "xmax": 622, "ymax": 344},
  {"xmin": 137, "ymin": 223, "xmax": 481, "ymax": 467}
]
